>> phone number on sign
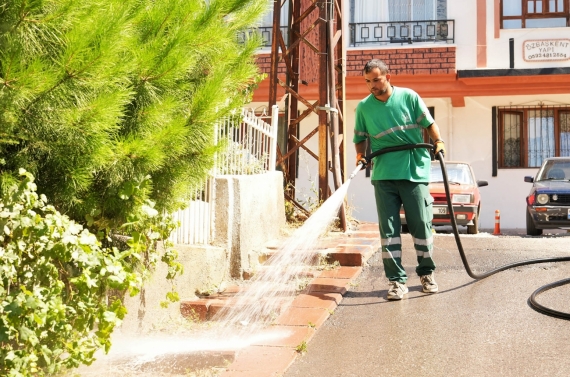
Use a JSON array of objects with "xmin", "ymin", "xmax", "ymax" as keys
[{"xmin": 527, "ymin": 52, "xmax": 568, "ymax": 60}]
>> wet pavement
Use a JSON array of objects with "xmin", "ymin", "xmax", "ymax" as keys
[
  {"xmin": 67, "ymin": 224, "xmax": 570, "ymax": 377},
  {"xmin": 283, "ymin": 226, "xmax": 570, "ymax": 377}
]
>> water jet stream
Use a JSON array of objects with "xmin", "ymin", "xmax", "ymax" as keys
[{"xmin": 209, "ymin": 164, "xmax": 364, "ymax": 341}]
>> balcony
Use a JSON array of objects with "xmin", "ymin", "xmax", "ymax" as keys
[
  {"xmin": 349, "ymin": 19, "xmax": 454, "ymax": 47},
  {"xmin": 238, "ymin": 26, "xmax": 289, "ymax": 49}
]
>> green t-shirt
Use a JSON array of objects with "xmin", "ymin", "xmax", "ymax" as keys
[{"xmin": 353, "ymin": 86, "xmax": 434, "ymax": 182}]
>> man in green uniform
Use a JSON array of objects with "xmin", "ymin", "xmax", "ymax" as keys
[{"xmin": 353, "ymin": 59, "xmax": 446, "ymax": 301}]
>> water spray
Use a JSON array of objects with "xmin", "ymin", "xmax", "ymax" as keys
[
  {"xmin": 353, "ymin": 143, "xmax": 570, "ymax": 320},
  {"xmin": 209, "ymin": 171, "xmax": 356, "ymax": 337}
]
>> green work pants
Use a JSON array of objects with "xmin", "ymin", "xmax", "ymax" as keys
[{"xmin": 372, "ymin": 180, "xmax": 436, "ymax": 283}]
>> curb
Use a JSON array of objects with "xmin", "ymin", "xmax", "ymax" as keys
[{"xmin": 215, "ymin": 222, "xmax": 380, "ymax": 376}]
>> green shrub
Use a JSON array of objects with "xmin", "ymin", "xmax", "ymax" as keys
[{"xmin": 0, "ymin": 170, "xmax": 180, "ymax": 376}]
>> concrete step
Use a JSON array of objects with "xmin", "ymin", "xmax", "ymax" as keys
[
  {"xmin": 256, "ymin": 245, "xmax": 329, "ymax": 265},
  {"xmin": 243, "ymin": 265, "xmax": 321, "ymax": 281},
  {"xmin": 322, "ymin": 238, "xmax": 379, "ymax": 266},
  {"xmin": 257, "ymin": 235, "xmax": 380, "ymax": 269},
  {"xmin": 180, "ymin": 265, "xmax": 363, "ymax": 322},
  {"xmin": 181, "ymin": 282, "xmax": 303, "ymax": 322},
  {"xmin": 179, "ymin": 223, "xmax": 379, "ymax": 323}
]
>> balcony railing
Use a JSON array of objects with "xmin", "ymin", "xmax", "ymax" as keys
[
  {"xmin": 349, "ymin": 19, "xmax": 454, "ymax": 47},
  {"xmin": 238, "ymin": 26, "xmax": 289, "ymax": 49}
]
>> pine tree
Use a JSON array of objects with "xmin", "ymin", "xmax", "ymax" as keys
[
  {"xmin": 1, "ymin": 1, "xmax": 268, "ymax": 374},
  {"xmin": 0, "ymin": 0, "xmax": 268, "ymax": 230}
]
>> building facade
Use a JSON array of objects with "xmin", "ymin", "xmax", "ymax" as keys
[{"xmin": 250, "ymin": 0, "xmax": 570, "ymax": 230}]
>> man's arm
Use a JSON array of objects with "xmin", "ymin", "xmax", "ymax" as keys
[
  {"xmin": 355, "ymin": 140, "xmax": 368, "ymax": 168},
  {"xmin": 427, "ymin": 123, "xmax": 445, "ymax": 157},
  {"xmin": 426, "ymin": 122, "xmax": 442, "ymax": 141}
]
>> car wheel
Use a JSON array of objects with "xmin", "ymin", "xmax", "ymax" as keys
[
  {"xmin": 467, "ymin": 211, "xmax": 479, "ymax": 235},
  {"xmin": 526, "ymin": 209, "xmax": 542, "ymax": 236},
  {"xmin": 401, "ymin": 224, "xmax": 409, "ymax": 233}
]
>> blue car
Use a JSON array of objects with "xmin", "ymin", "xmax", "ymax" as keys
[{"xmin": 524, "ymin": 157, "xmax": 570, "ymax": 236}]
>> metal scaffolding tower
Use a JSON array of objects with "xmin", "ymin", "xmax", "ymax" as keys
[{"xmin": 268, "ymin": 0, "xmax": 348, "ymax": 229}]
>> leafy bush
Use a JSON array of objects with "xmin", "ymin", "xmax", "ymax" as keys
[{"xmin": 0, "ymin": 170, "xmax": 180, "ymax": 376}]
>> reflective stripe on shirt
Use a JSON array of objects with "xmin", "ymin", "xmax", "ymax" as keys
[
  {"xmin": 416, "ymin": 113, "xmax": 427, "ymax": 124},
  {"xmin": 354, "ymin": 124, "xmax": 420, "ymax": 140}
]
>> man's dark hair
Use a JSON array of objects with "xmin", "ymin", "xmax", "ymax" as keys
[{"xmin": 363, "ymin": 59, "xmax": 389, "ymax": 74}]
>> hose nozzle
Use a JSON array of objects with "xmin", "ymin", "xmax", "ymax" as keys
[{"xmin": 349, "ymin": 161, "xmax": 366, "ymax": 180}]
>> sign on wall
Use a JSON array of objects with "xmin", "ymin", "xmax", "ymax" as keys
[{"xmin": 523, "ymin": 39, "xmax": 570, "ymax": 62}]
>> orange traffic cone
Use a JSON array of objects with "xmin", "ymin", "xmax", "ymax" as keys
[{"xmin": 493, "ymin": 210, "xmax": 501, "ymax": 235}]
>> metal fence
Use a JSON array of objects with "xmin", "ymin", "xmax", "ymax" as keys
[
  {"xmin": 238, "ymin": 26, "xmax": 289, "ymax": 49},
  {"xmin": 349, "ymin": 19, "xmax": 454, "ymax": 46},
  {"xmin": 169, "ymin": 105, "xmax": 279, "ymax": 245}
]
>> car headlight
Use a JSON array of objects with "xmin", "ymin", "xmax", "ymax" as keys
[
  {"xmin": 452, "ymin": 194, "xmax": 471, "ymax": 204},
  {"xmin": 536, "ymin": 193, "xmax": 549, "ymax": 205}
]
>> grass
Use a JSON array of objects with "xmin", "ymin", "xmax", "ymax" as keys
[{"xmin": 295, "ymin": 340, "xmax": 308, "ymax": 354}]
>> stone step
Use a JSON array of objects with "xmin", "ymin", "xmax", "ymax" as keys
[
  {"xmin": 180, "ymin": 265, "xmax": 363, "ymax": 322},
  {"xmin": 180, "ymin": 223, "xmax": 379, "ymax": 323},
  {"xmin": 256, "ymin": 246, "xmax": 329, "ymax": 265},
  {"xmin": 181, "ymin": 288, "xmax": 294, "ymax": 322},
  {"xmin": 243, "ymin": 265, "xmax": 321, "ymax": 281},
  {"xmin": 324, "ymin": 239, "xmax": 379, "ymax": 266},
  {"xmin": 256, "ymin": 236, "xmax": 380, "ymax": 270}
]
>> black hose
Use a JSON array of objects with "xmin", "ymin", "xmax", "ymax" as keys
[
  {"xmin": 365, "ymin": 143, "xmax": 570, "ymax": 320},
  {"xmin": 528, "ymin": 278, "xmax": 570, "ymax": 320},
  {"xmin": 363, "ymin": 143, "xmax": 434, "ymax": 163}
]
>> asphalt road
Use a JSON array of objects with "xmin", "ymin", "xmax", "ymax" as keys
[{"xmin": 284, "ymin": 229, "xmax": 570, "ymax": 377}]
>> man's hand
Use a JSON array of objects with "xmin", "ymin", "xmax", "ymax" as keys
[
  {"xmin": 434, "ymin": 140, "xmax": 445, "ymax": 160},
  {"xmin": 356, "ymin": 153, "xmax": 369, "ymax": 170}
]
